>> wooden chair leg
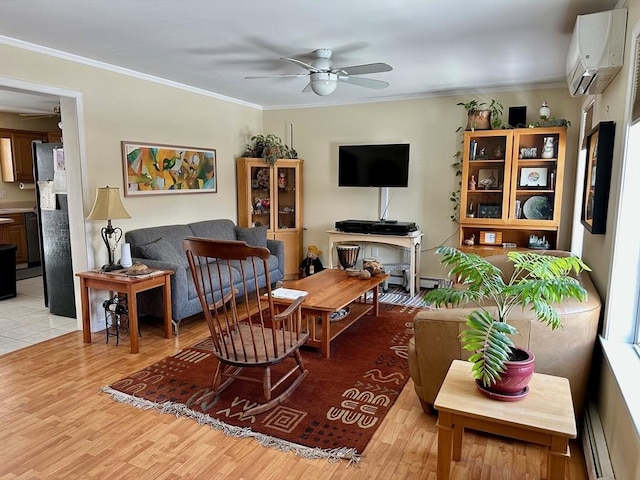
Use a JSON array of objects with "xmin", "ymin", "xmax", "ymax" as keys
[
  {"xmin": 293, "ymin": 349, "xmax": 306, "ymax": 373},
  {"xmin": 263, "ymin": 366, "xmax": 272, "ymax": 401},
  {"xmin": 214, "ymin": 364, "xmax": 241, "ymax": 395},
  {"xmin": 243, "ymin": 360, "xmax": 309, "ymax": 419},
  {"xmin": 212, "ymin": 361, "xmax": 223, "ymax": 390}
]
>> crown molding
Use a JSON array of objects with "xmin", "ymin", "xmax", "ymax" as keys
[{"xmin": 0, "ymin": 35, "xmax": 263, "ymax": 111}]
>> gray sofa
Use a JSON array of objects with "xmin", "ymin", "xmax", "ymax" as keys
[{"xmin": 124, "ymin": 219, "xmax": 285, "ymax": 334}]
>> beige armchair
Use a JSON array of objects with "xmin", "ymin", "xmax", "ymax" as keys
[{"xmin": 408, "ymin": 251, "xmax": 601, "ymax": 420}]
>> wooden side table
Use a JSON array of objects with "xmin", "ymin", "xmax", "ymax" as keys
[
  {"xmin": 76, "ymin": 269, "xmax": 173, "ymax": 354},
  {"xmin": 434, "ymin": 360, "xmax": 576, "ymax": 480}
]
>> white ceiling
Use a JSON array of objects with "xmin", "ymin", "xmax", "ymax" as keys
[{"xmin": 0, "ymin": 0, "xmax": 620, "ymax": 113}]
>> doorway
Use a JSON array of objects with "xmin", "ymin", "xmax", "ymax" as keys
[{"xmin": 0, "ymin": 78, "xmax": 90, "ymax": 335}]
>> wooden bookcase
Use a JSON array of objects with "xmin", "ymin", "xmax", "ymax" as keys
[
  {"xmin": 236, "ymin": 157, "xmax": 304, "ymax": 280},
  {"xmin": 458, "ymin": 127, "xmax": 566, "ymax": 255}
]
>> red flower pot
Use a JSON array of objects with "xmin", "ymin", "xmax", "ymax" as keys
[{"xmin": 490, "ymin": 347, "xmax": 535, "ymax": 395}]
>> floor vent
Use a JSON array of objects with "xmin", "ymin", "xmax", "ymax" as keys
[{"xmin": 582, "ymin": 401, "xmax": 615, "ymax": 480}]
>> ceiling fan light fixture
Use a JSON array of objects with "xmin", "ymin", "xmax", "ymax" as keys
[{"xmin": 310, "ymin": 72, "xmax": 338, "ymax": 96}]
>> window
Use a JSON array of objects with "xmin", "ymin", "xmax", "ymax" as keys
[{"xmin": 603, "ymin": 28, "xmax": 640, "ymax": 348}]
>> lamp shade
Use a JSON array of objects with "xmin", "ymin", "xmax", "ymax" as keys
[{"xmin": 87, "ymin": 186, "xmax": 131, "ymax": 221}]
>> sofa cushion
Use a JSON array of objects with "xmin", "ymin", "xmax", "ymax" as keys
[
  {"xmin": 125, "ymin": 224, "xmax": 192, "ymax": 266},
  {"xmin": 236, "ymin": 225, "xmax": 268, "ymax": 247},
  {"xmin": 188, "ymin": 219, "xmax": 237, "ymax": 241},
  {"xmin": 139, "ymin": 238, "xmax": 186, "ymax": 267}
]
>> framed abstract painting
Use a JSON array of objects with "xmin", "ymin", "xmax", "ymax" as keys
[{"xmin": 121, "ymin": 142, "xmax": 217, "ymax": 196}]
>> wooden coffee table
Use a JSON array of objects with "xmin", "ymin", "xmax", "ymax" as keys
[
  {"xmin": 272, "ymin": 269, "xmax": 389, "ymax": 358},
  {"xmin": 434, "ymin": 360, "xmax": 576, "ymax": 480}
]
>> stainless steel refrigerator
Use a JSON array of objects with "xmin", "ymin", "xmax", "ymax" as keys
[{"xmin": 33, "ymin": 142, "xmax": 76, "ymax": 318}]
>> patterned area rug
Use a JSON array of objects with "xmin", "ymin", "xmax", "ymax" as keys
[
  {"xmin": 377, "ymin": 285, "xmax": 431, "ymax": 308},
  {"xmin": 103, "ymin": 304, "xmax": 418, "ymax": 464}
]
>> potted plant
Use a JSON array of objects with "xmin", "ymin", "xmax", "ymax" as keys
[
  {"xmin": 423, "ymin": 246, "xmax": 589, "ymax": 397},
  {"xmin": 457, "ymin": 99, "xmax": 504, "ymax": 131},
  {"xmin": 242, "ymin": 134, "xmax": 297, "ymax": 166}
]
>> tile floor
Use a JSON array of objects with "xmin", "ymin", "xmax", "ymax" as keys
[{"xmin": 0, "ymin": 275, "xmax": 78, "ymax": 355}]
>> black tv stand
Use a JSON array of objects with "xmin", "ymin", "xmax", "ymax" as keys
[{"xmin": 379, "ymin": 219, "xmax": 398, "ymax": 224}]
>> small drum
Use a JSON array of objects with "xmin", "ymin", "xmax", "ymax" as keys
[{"xmin": 336, "ymin": 244, "xmax": 360, "ymax": 270}]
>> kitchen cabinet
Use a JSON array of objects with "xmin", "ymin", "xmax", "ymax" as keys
[
  {"xmin": 236, "ymin": 157, "xmax": 303, "ymax": 280},
  {"xmin": 0, "ymin": 129, "xmax": 50, "ymax": 183},
  {"xmin": 459, "ymin": 127, "xmax": 566, "ymax": 254},
  {"xmin": 4, "ymin": 213, "xmax": 28, "ymax": 264},
  {"xmin": 47, "ymin": 132, "xmax": 62, "ymax": 143}
]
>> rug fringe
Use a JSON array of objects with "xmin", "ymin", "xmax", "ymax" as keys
[{"xmin": 101, "ymin": 386, "xmax": 361, "ymax": 466}]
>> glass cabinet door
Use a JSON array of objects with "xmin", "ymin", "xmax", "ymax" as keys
[
  {"xmin": 274, "ymin": 165, "xmax": 298, "ymax": 230},
  {"xmin": 461, "ymin": 131, "xmax": 512, "ymax": 223},
  {"xmin": 249, "ymin": 165, "xmax": 272, "ymax": 229},
  {"xmin": 510, "ymin": 128, "xmax": 565, "ymax": 225}
]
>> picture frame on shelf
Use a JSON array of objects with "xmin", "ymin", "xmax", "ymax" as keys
[
  {"xmin": 581, "ymin": 121, "xmax": 615, "ymax": 234},
  {"xmin": 519, "ymin": 167, "xmax": 548, "ymax": 188},
  {"xmin": 479, "ymin": 231, "xmax": 503, "ymax": 245},
  {"xmin": 477, "ymin": 168, "xmax": 499, "ymax": 189},
  {"xmin": 122, "ymin": 141, "xmax": 217, "ymax": 196},
  {"xmin": 477, "ymin": 203, "xmax": 501, "ymax": 219}
]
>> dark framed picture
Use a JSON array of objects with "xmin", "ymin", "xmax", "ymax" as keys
[
  {"xmin": 477, "ymin": 203, "xmax": 501, "ymax": 219},
  {"xmin": 581, "ymin": 121, "xmax": 615, "ymax": 234}
]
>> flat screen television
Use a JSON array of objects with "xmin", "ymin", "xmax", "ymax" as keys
[{"xmin": 338, "ymin": 143, "xmax": 410, "ymax": 187}]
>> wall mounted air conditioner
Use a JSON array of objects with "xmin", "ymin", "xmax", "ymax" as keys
[{"xmin": 566, "ymin": 8, "xmax": 627, "ymax": 96}]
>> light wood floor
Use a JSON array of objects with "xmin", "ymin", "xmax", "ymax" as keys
[{"xmin": 0, "ymin": 316, "xmax": 587, "ymax": 479}]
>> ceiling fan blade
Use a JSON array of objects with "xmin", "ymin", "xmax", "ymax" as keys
[
  {"xmin": 281, "ymin": 57, "xmax": 321, "ymax": 72},
  {"xmin": 339, "ymin": 76, "xmax": 389, "ymax": 89},
  {"xmin": 339, "ymin": 63, "xmax": 393, "ymax": 76},
  {"xmin": 302, "ymin": 83, "xmax": 313, "ymax": 93},
  {"xmin": 245, "ymin": 73, "xmax": 308, "ymax": 79}
]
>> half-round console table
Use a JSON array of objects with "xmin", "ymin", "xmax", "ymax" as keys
[{"xmin": 327, "ymin": 229, "xmax": 423, "ymax": 297}]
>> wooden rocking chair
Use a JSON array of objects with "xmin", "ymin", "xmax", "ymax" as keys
[{"xmin": 183, "ymin": 237, "xmax": 309, "ymax": 418}]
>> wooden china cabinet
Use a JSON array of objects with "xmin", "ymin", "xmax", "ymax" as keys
[
  {"xmin": 236, "ymin": 157, "xmax": 304, "ymax": 280},
  {"xmin": 459, "ymin": 127, "xmax": 567, "ymax": 256}
]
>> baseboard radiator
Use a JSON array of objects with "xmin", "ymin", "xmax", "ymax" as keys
[{"xmin": 582, "ymin": 401, "xmax": 615, "ymax": 480}]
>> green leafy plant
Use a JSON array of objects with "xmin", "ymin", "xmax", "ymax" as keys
[
  {"xmin": 456, "ymin": 99, "xmax": 504, "ymax": 131},
  {"xmin": 487, "ymin": 99, "xmax": 504, "ymax": 129},
  {"xmin": 423, "ymin": 246, "xmax": 590, "ymax": 387},
  {"xmin": 242, "ymin": 134, "xmax": 297, "ymax": 165},
  {"xmin": 449, "ymin": 151, "xmax": 462, "ymax": 222}
]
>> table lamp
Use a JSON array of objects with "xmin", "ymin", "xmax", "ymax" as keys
[{"xmin": 87, "ymin": 186, "xmax": 131, "ymax": 271}]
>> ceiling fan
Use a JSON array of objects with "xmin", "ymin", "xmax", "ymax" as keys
[
  {"xmin": 245, "ymin": 48, "xmax": 392, "ymax": 96},
  {"xmin": 19, "ymin": 105, "xmax": 61, "ymax": 120}
]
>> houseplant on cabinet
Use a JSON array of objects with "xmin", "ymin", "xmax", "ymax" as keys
[
  {"xmin": 457, "ymin": 99, "xmax": 504, "ymax": 131},
  {"xmin": 423, "ymin": 246, "xmax": 589, "ymax": 398},
  {"xmin": 242, "ymin": 134, "xmax": 297, "ymax": 166}
]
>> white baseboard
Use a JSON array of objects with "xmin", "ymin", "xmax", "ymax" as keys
[{"xmin": 582, "ymin": 401, "xmax": 615, "ymax": 480}]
